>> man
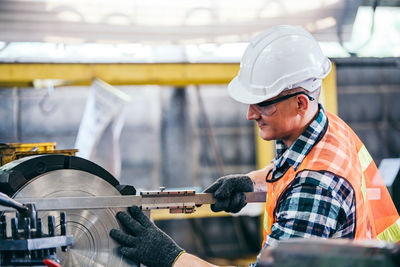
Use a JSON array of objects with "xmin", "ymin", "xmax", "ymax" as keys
[{"xmin": 110, "ymin": 25, "xmax": 400, "ymax": 266}]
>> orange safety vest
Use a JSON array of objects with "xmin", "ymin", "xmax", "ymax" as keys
[{"xmin": 262, "ymin": 111, "xmax": 400, "ymax": 246}]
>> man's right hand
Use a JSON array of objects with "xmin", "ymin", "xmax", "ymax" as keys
[{"xmin": 204, "ymin": 174, "xmax": 254, "ymax": 213}]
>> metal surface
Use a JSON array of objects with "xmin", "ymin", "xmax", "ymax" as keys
[
  {"xmin": 0, "ymin": 235, "xmax": 73, "ymax": 251},
  {"xmin": 258, "ymin": 238, "xmax": 400, "ymax": 267},
  {"xmin": 7, "ymin": 169, "xmax": 136, "ymax": 267},
  {"xmin": 0, "ymin": 154, "xmax": 119, "ymax": 197},
  {"xmin": 0, "ymin": 192, "xmax": 266, "ymax": 212},
  {"xmin": 0, "ymin": 191, "xmax": 28, "ymax": 212}
]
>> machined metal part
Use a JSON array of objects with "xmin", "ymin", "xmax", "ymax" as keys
[
  {"xmin": 0, "ymin": 191, "xmax": 266, "ymax": 213},
  {"xmin": 5, "ymin": 169, "xmax": 137, "ymax": 267}
]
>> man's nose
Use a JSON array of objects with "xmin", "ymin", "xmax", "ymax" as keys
[{"xmin": 247, "ymin": 105, "xmax": 260, "ymax": 120}]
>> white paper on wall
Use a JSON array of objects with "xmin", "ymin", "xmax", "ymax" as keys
[{"xmin": 75, "ymin": 78, "xmax": 131, "ymax": 180}]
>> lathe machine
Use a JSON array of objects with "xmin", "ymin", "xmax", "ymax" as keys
[{"xmin": 0, "ymin": 153, "xmax": 264, "ymax": 266}]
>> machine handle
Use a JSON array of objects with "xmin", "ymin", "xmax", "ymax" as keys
[
  {"xmin": 0, "ymin": 192, "xmax": 28, "ymax": 213},
  {"xmin": 43, "ymin": 259, "xmax": 62, "ymax": 267}
]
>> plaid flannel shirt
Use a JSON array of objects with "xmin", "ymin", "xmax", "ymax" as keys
[{"xmin": 252, "ymin": 105, "xmax": 356, "ymax": 266}]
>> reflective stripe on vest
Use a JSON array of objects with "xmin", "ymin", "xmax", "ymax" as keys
[
  {"xmin": 358, "ymin": 145, "xmax": 371, "ymax": 202},
  {"xmin": 262, "ymin": 112, "xmax": 400, "ymax": 246},
  {"xmin": 377, "ymin": 218, "xmax": 400, "ymax": 242}
]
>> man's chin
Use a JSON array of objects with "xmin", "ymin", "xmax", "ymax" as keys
[{"xmin": 259, "ymin": 130, "xmax": 275, "ymax": 141}]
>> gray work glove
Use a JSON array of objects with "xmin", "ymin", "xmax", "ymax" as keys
[
  {"xmin": 204, "ymin": 174, "xmax": 253, "ymax": 213},
  {"xmin": 110, "ymin": 206, "xmax": 184, "ymax": 267}
]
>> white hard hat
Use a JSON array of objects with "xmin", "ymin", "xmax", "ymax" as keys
[{"xmin": 228, "ymin": 25, "xmax": 332, "ymax": 104}]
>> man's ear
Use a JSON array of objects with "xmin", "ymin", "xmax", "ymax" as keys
[{"xmin": 296, "ymin": 95, "xmax": 309, "ymax": 116}]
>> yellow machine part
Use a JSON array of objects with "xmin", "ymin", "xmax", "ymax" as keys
[{"xmin": 0, "ymin": 142, "xmax": 78, "ymax": 166}]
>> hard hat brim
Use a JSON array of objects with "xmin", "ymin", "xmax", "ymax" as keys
[{"xmin": 228, "ymin": 76, "xmax": 279, "ymax": 105}]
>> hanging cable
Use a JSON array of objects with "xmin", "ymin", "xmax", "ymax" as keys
[
  {"xmin": 195, "ymin": 86, "xmax": 225, "ymax": 177},
  {"xmin": 38, "ymin": 80, "xmax": 57, "ymax": 115}
]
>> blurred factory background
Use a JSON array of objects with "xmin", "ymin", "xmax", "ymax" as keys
[{"xmin": 1, "ymin": 0, "xmax": 400, "ymax": 265}]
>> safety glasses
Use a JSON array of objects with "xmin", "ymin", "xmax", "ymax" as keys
[{"xmin": 252, "ymin": 91, "xmax": 315, "ymax": 116}]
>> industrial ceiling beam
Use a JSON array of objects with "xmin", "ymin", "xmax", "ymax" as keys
[{"xmin": 0, "ymin": 63, "xmax": 240, "ymax": 88}]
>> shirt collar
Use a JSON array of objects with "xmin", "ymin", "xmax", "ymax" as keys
[{"xmin": 272, "ymin": 104, "xmax": 328, "ymax": 173}]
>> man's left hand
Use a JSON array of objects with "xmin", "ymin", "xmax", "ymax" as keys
[
  {"xmin": 204, "ymin": 174, "xmax": 254, "ymax": 213},
  {"xmin": 110, "ymin": 206, "xmax": 185, "ymax": 267}
]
